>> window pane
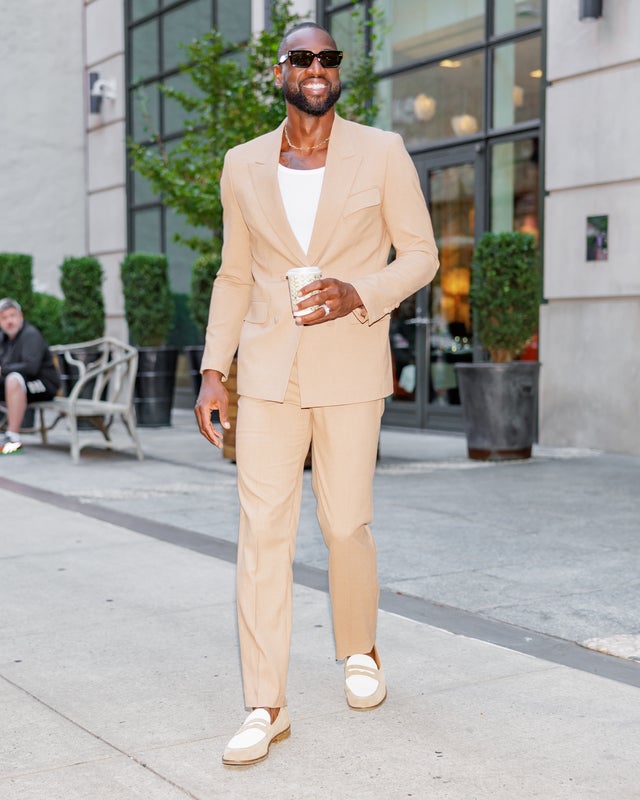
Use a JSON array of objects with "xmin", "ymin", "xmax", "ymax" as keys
[
  {"xmin": 131, "ymin": 18, "xmax": 159, "ymax": 81},
  {"xmin": 131, "ymin": 156, "xmax": 158, "ymax": 206},
  {"xmin": 163, "ymin": 70, "xmax": 198, "ymax": 136},
  {"xmin": 374, "ymin": 0, "xmax": 484, "ymax": 70},
  {"xmin": 162, "ymin": 0, "xmax": 212, "ymax": 73},
  {"xmin": 491, "ymin": 138, "xmax": 539, "ymax": 238},
  {"xmin": 165, "ymin": 209, "xmax": 202, "ymax": 294},
  {"xmin": 130, "ymin": 0, "xmax": 158, "ymax": 22},
  {"xmin": 493, "ymin": 36, "xmax": 541, "ymax": 128},
  {"xmin": 376, "ymin": 52, "xmax": 483, "ymax": 146},
  {"xmin": 133, "ymin": 207, "xmax": 163, "ymax": 253},
  {"xmin": 493, "ymin": 0, "xmax": 542, "ymax": 35},
  {"xmin": 218, "ymin": 2, "xmax": 251, "ymax": 45},
  {"xmin": 131, "ymin": 82, "xmax": 160, "ymax": 141}
]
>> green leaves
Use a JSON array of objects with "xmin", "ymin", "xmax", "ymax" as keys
[
  {"xmin": 189, "ymin": 252, "xmax": 221, "ymax": 336},
  {"xmin": 0, "ymin": 253, "xmax": 34, "ymax": 318},
  {"xmin": 120, "ymin": 253, "xmax": 174, "ymax": 347},
  {"xmin": 128, "ymin": 0, "xmax": 383, "ymax": 254},
  {"xmin": 470, "ymin": 232, "xmax": 539, "ymax": 363},
  {"xmin": 60, "ymin": 257, "xmax": 105, "ymax": 343}
]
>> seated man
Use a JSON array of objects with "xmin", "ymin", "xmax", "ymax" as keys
[{"xmin": 0, "ymin": 297, "xmax": 61, "ymax": 454}]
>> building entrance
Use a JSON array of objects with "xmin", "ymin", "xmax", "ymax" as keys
[{"xmin": 384, "ymin": 145, "xmax": 482, "ymax": 431}]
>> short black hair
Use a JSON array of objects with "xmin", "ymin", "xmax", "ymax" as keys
[{"xmin": 278, "ymin": 22, "xmax": 338, "ymax": 59}]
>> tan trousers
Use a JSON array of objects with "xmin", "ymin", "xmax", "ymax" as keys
[{"xmin": 235, "ymin": 363, "xmax": 384, "ymax": 708}]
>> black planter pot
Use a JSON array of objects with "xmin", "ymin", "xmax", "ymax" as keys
[
  {"xmin": 134, "ymin": 346, "xmax": 179, "ymax": 427},
  {"xmin": 184, "ymin": 345, "xmax": 205, "ymax": 401},
  {"xmin": 455, "ymin": 362, "xmax": 540, "ymax": 461}
]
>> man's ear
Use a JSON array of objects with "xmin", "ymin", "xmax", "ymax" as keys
[{"xmin": 273, "ymin": 64, "xmax": 282, "ymax": 87}]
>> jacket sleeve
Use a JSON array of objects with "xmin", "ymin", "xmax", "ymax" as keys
[
  {"xmin": 2, "ymin": 326, "xmax": 47, "ymax": 379},
  {"xmin": 350, "ymin": 132, "xmax": 439, "ymax": 324},
  {"xmin": 200, "ymin": 151, "xmax": 254, "ymax": 380}
]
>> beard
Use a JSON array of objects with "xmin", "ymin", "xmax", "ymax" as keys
[{"xmin": 283, "ymin": 81, "xmax": 342, "ymax": 116}]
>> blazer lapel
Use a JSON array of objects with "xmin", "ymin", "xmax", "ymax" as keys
[
  {"xmin": 307, "ymin": 115, "xmax": 361, "ymax": 265},
  {"xmin": 248, "ymin": 121, "xmax": 307, "ymax": 264}
]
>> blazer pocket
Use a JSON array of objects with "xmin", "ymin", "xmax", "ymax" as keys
[
  {"xmin": 243, "ymin": 301, "xmax": 268, "ymax": 324},
  {"xmin": 343, "ymin": 187, "xmax": 381, "ymax": 218}
]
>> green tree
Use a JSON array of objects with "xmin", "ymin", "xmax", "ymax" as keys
[{"xmin": 128, "ymin": 0, "xmax": 382, "ymax": 256}]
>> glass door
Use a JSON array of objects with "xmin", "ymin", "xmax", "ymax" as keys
[{"xmin": 384, "ymin": 145, "xmax": 482, "ymax": 431}]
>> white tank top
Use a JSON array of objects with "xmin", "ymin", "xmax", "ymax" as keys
[{"xmin": 277, "ymin": 165, "xmax": 325, "ymax": 255}]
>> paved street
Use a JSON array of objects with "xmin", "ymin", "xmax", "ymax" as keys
[{"xmin": 1, "ymin": 410, "xmax": 639, "ymax": 798}]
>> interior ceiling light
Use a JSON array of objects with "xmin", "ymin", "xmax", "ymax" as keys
[
  {"xmin": 529, "ymin": 69, "xmax": 543, "ymax": 78},
  {"xmin": 439, "ymin": 59, "xmax": 461, "ymax": 68},
  {"xmin": 413, "ymin": 93, "xmax": 437, "ymax": 122}
]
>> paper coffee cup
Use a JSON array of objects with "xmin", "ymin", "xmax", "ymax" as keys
[{"xmin": 286, "ymin": 267, "xmax": 322, "ymax": 317}]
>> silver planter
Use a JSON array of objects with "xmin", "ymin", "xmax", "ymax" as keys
[{"xmin": 454, "ymin": 361, "xmax": 540, "ymax": 460}]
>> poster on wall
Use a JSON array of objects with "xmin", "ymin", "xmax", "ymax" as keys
[{"xmin": 586, "ymin": 215, "xmax": 608, "ymax": 261}]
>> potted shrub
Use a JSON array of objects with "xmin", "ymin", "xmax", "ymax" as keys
[
  {"xmin": 0, "ymin": 253, "xmax": 34, "ymax": 317},
  {"xmin": 31, "ymin": 292, "xmax": 65, "ymax": 346},
  {"xmin": 185, "ymin": 251, "xmax": 221, "ymax": 399},
  {"xmin": 455, "ymin": 231, "xmax": 540, "ymax": 460},
  {"xmin": 120, "ymin": 252, "xmax": 177, "ymax": 427}
]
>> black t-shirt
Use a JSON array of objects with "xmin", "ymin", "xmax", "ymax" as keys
[{"xmin": 0, "ymin": 321, "xmax": 61, "ymax": 395}]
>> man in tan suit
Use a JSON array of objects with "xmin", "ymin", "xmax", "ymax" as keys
[{"xmin": 195, "ymin": 21, "xmax": 438, "ymax": 766}]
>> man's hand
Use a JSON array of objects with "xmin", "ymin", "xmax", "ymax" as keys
[
  {"xmin": 295, "ymin": 278, "xmax": 364, "ymax": 325},
  {"xmin": 194, "ymin": 369, "xmax": 230, "ymax": 448}
]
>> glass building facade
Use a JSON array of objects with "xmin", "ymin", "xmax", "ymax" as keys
[
  {"xmin": 320, "ymin": 0, "xmax": 544, "ymax": 430},
  {"xmin": 126, "ymin": 0, "xmax": 251, "ymax": 313}
]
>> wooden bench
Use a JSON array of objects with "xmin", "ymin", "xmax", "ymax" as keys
[{"xmin": 1, "ymin": 337, "xmax": 144, "ymax": 463}]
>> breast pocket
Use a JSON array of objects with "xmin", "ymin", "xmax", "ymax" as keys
[{"xmin": 343, "ymin": 187, "xmax": 381, "ymax": 218}]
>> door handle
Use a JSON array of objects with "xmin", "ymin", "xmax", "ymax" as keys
[{"xmin": 405, "ymin": 316, "xmax": 431, "ymax": 326}]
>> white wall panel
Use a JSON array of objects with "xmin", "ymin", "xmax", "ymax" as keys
[
  {"xmin": 544, "ymin": 182, "xmax": 640, "ymax": 299},
  {"xmin": 547, "ymin": 2, "xmax": 640, "ymax": 81},
  {"xmin": 539, "ymin": 299, "xmax": 640, "ymax": 454},
  {"xmin": 88, "ymin": 121, "xmax": 126, "ymax": 192},
  {"xmin": 88, "ymin": 188, "xmax": 127, "ymax": 256},
  {"xmin": 545, "ymin": 65, "xmax": 640, "ymax": 191},
  {"xmin": 0, "ymin": 0, "xmax": 86, "ymax": 294}
]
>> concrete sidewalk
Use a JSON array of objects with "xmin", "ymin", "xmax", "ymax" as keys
[{"xmin": 1, "ymin": 413, "xmax": 639, "ymax": 797}]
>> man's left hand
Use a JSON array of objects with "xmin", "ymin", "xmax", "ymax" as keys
[{"xmin": 295, "ymin": 278, "xmax": 364, "ymax": 325}]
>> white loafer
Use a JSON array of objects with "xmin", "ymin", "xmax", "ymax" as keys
[
  {"xmin": 222, "ymin": 707, "xmax": 291, "ymax": 766},
  {"xmin": 344, "ymin": 645, "xmax": 387, "ymax": 710}
]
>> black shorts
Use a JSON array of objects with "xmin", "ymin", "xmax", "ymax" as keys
[{"xmin": 0, "ymin": 374, "xmax": 56, "ymax": 403}]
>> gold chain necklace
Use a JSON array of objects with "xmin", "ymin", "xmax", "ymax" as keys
[{"xmin": 284, "ymin": 125, "xmax": 330, "ymax": 152}]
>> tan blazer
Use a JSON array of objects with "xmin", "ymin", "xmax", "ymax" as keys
[{"xmin": 201, "ymin": 114, "xmax": 439, "ymax": 407}]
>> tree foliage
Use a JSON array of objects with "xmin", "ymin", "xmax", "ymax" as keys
[
  {"xmin": 128, "ymin": 0, "xmax": 382, "ymax": 256},
  {"xmin": 470, "ymin": 232, "xmax": 540, "ymax": 363},
  {"xmin": 0, "ymin": 253, "xmax": 34, "ymax": 318},
  {"xmin": 60, "ymin": 257, "xmax": 106, "ymax": 343},
  {"xmin": 120, "ymin": 253, "xmax": 174, "ymax": 347}
]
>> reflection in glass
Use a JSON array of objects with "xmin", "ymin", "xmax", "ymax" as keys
[
  {"xmin": 131, "ymin": 18, "xmax": 159, "ymax": 81},
  {"xmin": 133, "ymin": 208, "xmax": 162, "ymax": 253},
  {"xmin": 493, "ymin": 36, "xmax": 542, "ymax": 129},
  {"xmin": 493, "ymin": 0, "xmax": 542, "ymax": 35},
  {"xmin": 389, "ymin": 163, "xmax": 475, "ymax": 405},
  {"xmin": 428, "ymin": 164, "xmax": 474, "ymax": 405},
  {"xmin": 131, "ymin": 83, "xmax": 160, "ymax": 142},
  {"xmin": 376, "ymin": 52, "xmax": 483, "ymax": 145},
  {"xmin": 130, "ymin": 0, "xmax": 158, "ymax": 22},
  {"xmin": 162, "ymin": 0, "xmax": 211, "ymax": 73},
  {"xmin": 491, "ymin": 138, "xmax": 539, "ymax": 238},
  {"xmin": 375, "ymin": 0, "xmax": 484, "ymax": 70},
  {"xmin": 217, "ymin": 3, "xmax": 252, "ymax": 44}
]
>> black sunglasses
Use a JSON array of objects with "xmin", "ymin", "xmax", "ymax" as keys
[{"xmin": 278, "ymin": 49, "xmax": 343, "ymax": 69}]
